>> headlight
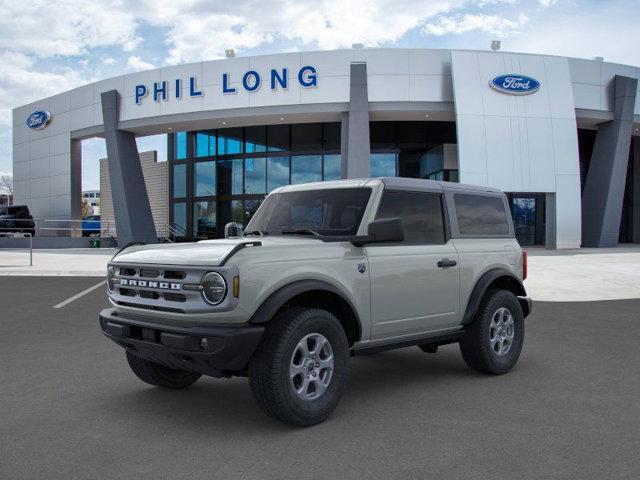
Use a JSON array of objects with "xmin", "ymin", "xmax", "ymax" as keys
[
  {"xmin": 107, "ymin": 265, "xmax": 116, "ymax": 292},
  {"xmin": 201, "ymin": 272, "xmax": 227, "ymax": 305}
]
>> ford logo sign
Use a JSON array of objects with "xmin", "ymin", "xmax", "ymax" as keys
[
  {"xmin": 490, "ymin": 74, "xmax": 540, "ymax": 95},
  {"xmin": 26, "ymin": 110, "xmax": 51, "ymax": 130}
]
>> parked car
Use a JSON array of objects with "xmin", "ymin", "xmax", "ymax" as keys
[
  {"xmin": 0, "ymin": 205, "xmax": 35, "ymax": 236},
  {"xmin": 100, "ymin": 178, "xmax": 531, "ymax": 426},
  {"xmin": 82, "ymin": 215, "xmax": 101, "ymax": 237}
]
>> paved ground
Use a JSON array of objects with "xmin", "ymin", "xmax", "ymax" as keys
[
  {"xmin": 0, "ymin": 248, "xmax": 116, "ymax": 276},
  {"xmin": 1, "ymin": 277, "xmax": 639, "ymax": 479}
]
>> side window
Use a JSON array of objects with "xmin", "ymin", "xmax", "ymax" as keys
[
  {"xmin": 375, "ymin": 191, "xmax": 445, "ymax": 244},
  {"xmin": 454, "ymin": 194, "xmax": 510, "ymax": 235}
]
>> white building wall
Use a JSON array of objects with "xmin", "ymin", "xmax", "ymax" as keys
[{"xmin": 451, "ymin": 50, "xmax": 582, "ymax": 248}]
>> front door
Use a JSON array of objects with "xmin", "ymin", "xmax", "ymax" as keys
[{"xmin": 366, "ymin": 190, "xmax": 460, "ymax": 340}]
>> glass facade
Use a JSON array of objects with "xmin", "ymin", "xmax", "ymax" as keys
[{"xmin": 169, "ymin": 123, "xmax": 341, "ymax": 239}]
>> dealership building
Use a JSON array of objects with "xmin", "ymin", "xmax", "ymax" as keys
[{"xmin": 11, "ymin": 48, "xmax": 640, "ymax": 248}]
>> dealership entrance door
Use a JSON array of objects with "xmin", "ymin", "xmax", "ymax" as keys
[{"xmin": 507, "ymin": 193, "xmax": 546, "ymax": 246}]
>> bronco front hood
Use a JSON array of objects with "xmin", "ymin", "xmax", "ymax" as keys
[
  {"xmin": 112, "ymin": 238, "xmax": 252, "ymax": 266},
  {"xmin": 111, "ymin": 236, "xmax": 323, "ymax": 266}
]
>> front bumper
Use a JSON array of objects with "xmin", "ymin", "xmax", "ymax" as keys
[{"xmin": 99, "ymin": 308, "xmax": 264, "ymax": 377}]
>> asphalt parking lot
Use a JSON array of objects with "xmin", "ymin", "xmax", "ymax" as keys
[{"xmin": 1, "ymin": 277, "xmax": 639, "ymax": 479}]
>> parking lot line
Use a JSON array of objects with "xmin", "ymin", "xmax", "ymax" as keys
[{"xmin": 53, "ymin": 280, "xmax": 106, "ymax": 309}]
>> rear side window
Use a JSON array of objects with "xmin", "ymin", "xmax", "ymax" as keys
[
  {"xmin": 454, "ymin": 194, "xmax": 510, "ymax": 235},
  {"xmin": 376, "ymin": 191, "xmax": 445, "ymax": 244}
]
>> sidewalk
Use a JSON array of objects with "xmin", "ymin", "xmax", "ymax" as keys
[
  {"xmin": 1, "ymin": 245, "xmax": 639, "ymax": 302},
  {"xmin": 0, "ymin": 248, "xmax": 116, "ymax": 276}
]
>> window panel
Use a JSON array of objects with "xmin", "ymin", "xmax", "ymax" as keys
[
  {"xmin": 217, "ymin": 127, "xmax": 243, "ymax": 155},
  {"xmin": 218, "ymin": 159, "xmax": 243, "ymax": 196},
  {"xmin": 194, "ymin": 161, "xmax": 216, "ymax": 197},
  {"xmin": 370, "ymin": 153, "xmax": 397, "ymax": 177},
  {"xmin": 370, "ymin": 122, "xmax": 396, "ymax": 150},
  {"xmin": 323, "ymin": 123, "xmax": 341, "ymax": 151},
  {"xmin": 245, "ymin": 157, "xmax": 266, "ymax": 194},
  {"xmin": 173, "ymin": 163, "xmax": 186, "ymax": 198},
  {"xmin": 291, "ymin": 123, "xmax": 322, "ymax": 151},
  {"xmin": 245, "ymin": 126, "xmax": 267, "ymax": 153},
  {"xmin": 173, "ymin": 202, "xmax": 187, "ymax": 234},
  {"xmin": 376, "ymin": 191, "xmax": 445, "ymax": 244},
  {"xmin": 291, "ymin": 155, "xmax": 322, "ymax": 184},
  {"xmin": 174, "ymin": 131, "xmax": 187, "ymax": 160},
  {"xmin": 193, "ymin": 201, "xmax": 216, "ymax": 238},
  {"xmin": 267, "ymin": 124, "xmax": 289, "ymax": 151},
  {"xmin": 195, "ymin": 131, "xmax": 215, "ymax": 157},
  {"xmin": 454, "ymin": 194, "xmax": 510, "ymax": 236},
  {"xmin": 267, "ymin": 156, "xmax": 290, "ymax": 192},
  {"xmin": 323, "ymin": 154, "xmax": 341, "ymax": 181},
  {"xmin": 244, "ymin": 199, "xmax": 263, "ymax": 224}
]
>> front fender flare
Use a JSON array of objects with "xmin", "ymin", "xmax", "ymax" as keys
[{"xmin": 248, "ymin": 279, "xmax": 362, "ymax": 338}]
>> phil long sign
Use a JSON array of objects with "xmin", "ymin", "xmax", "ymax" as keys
[
  {"xmin": 490, "ymin": 74, "xmax": 540, "ymax": 95},
  {"xmin": 135, "ymin": 66, "xmax": 318, "ymax": 105}
]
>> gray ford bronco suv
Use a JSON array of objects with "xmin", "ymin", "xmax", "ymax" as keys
[{"xmin": 100, "ymin": 177, "xmax": 531, "ymax": 426}]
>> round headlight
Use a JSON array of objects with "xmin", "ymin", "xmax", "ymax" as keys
[
  {"xmin": 201, "ymin": 272, "xmax": 227, "ymax": 305},
  {"xmin": 107, "ymin": 265, "xmax": 116, "ymax": 292}
]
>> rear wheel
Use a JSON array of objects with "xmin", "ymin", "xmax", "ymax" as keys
[
  {"xmin": 125, "ymin": 351, "xmax": 201, "ymax": 389},
  {"xmin": 459, "ymin": 290, "xmax": 524, "ymax": 375},
  {"xmin": 249, "ymin": 307, "xmax": 349, "ymax": 426}
]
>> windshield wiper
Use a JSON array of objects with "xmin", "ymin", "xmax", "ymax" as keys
[
  {"xmin": 243, "ymin": 230, "xmax": 267, "ymax": 237},
  {"xmin": 280, "ymin": 228, "xmax": 321, "ymax": 237}
]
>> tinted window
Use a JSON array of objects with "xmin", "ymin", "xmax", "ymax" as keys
[
  {"xmin": 291, "ymin": 123, "xmax": 322, "ymax": 151},
  {"xmin": 267, "ymin": 156, "xmax": 290, "ymax": 192},
  {"xmin": 454, "ymin": 194, "xmax": 510, "ymax": 235},
  {"xmin": 245, "ymin": 157, "xmax": 266, "ymax": 194},
  {"xmin": 291, "ymin": 155, "xmax": 322, "ymax": 184},
  {"xmin": 194, "ymin": 161, "xmax": 216, "ymax": 197},
  {"xmin": 323, "ymin": 154, "xmax": 341, "ymax": 181},
  {"xmin": 174, "ymin": 131, "xmax": 187, "ymax": 160},
  {"xmin": 376, "ymin": 191, "xmax": 445, "ymax": 244},
  {"xmin": 173, "ymin": 164, "xmax": 186, "ymax": 198},
  {"xmin": 246, "ymin": 188, "xmax": 371, "ymax": 237}
]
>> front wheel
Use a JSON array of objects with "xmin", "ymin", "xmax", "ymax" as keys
[
  {"xmin": 459, "ymin": 290, "xmax": 524, "ymax": 375},
  {"xmin": 249, "ymin": 307, "xmax": 349, "ymax": 426}
]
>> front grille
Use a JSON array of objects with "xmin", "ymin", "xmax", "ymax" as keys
[{"xmin": 109, "ymin": 262, "xmax": 239, "ymax": 314}]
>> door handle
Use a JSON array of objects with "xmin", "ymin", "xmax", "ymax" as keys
[{"xmin": 437, "ymin": 258, "xmax": 457, "ymax": 268}]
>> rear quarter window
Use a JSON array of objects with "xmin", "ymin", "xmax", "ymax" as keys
[{"xmin": 454, "ymin": 194, "xmax": 510, "ymax": 236}]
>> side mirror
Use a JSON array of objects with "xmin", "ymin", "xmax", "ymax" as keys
[
  {"xmin": 224, "ymin": 222, "xmax": 244, "ymax": 239},
  {"xmin": 366, "ymin": 217, "xmax": 404, "ymax": 243}
]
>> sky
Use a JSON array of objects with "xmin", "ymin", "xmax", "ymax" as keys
[{"xmin": 1, "ymin": 0, "xmax": 639, "ymax": 191}]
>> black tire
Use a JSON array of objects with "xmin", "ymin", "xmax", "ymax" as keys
[
  {"xmin": 249, "ymin": 307, "xmax": 349, "ymax": 426},
  {"xmin": 125, "ymin": 351, "xmax": 202, "ymax": 389},
  {"xmin": 459, "ymin": 289, "xmax": 524, "ymax": 375}
]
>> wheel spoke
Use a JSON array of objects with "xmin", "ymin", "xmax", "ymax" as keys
[{"xmin": 290, "ymin": 364, "xmax": 306, "ymax": 378}]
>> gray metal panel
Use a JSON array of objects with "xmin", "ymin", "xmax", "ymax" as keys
[
  {"xmin": 345, "ymin": 63, "xmax": 371, "ymax": 178},
  {"xmin": 101, "ymin": 90, "xmax": 157, "ymax": 247},
  {"xmin": 582, "ymin": 75, "xmax": 638, "ymax": 247}
]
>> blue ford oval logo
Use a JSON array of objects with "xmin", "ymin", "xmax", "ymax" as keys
[
  {"xmin": 490, "ymin": 74, "xmax": 540, "ymax": 95},
  {"xmin": 26, "ymin": 110, "xmax": 51, "ymax": 130}
]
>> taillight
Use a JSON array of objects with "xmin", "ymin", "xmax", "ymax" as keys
[{"xmin": 522, "ymin": 250, "xmax": 528, "ymax": 280}]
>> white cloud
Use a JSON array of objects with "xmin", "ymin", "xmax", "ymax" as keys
[
  {"xmin": 0, "ymin": 0, "xmax": 141, "ymax": 57},
  {"xmin": 126, "ymin": 55, "xmax": 156, "ymax": 72},
  {"xmin": 424, "ymin": 13, "xmax": 529, "ymax": 36},
  {"xmin": 102, "ymin": 57, "xmax": 116, "ymax": 65},
  {"xmin": 538, "ymin": 0, "xmax": 558, "ymax": 7},
  {"xmin": 0, "ymin": 51, "xmax": 87, "ymax": 125},
  {"xmin": 136, "ymin": 0, "xmax": 465, "ymax": 64}
]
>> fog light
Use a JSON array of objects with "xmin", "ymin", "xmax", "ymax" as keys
[{"xmin": 201, "ymin": 272, "xmax": 227, "ymax": 305}]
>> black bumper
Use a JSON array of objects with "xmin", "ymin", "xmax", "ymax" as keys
[{"xmin": 99, "ymin": 308, "xmax": 264, "ymax": 377}]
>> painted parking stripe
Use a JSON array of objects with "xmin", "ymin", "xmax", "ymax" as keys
[{"xmin": 53, "ymin": 280, "xmax": 106, "ymax": 309}]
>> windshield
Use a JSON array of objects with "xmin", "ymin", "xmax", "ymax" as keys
[{"xmin": 245, "ymin": 188, "xmax": 372, "ymax": 237}]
